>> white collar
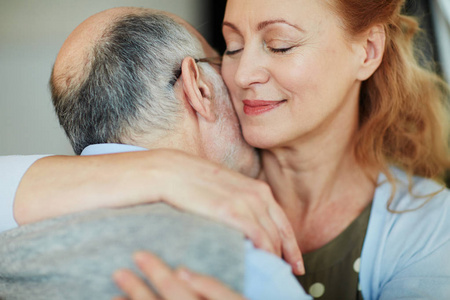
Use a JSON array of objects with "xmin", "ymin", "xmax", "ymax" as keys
[{"xmin": 80, "ymin": 143, "xmax": 148, "ymax": 156}]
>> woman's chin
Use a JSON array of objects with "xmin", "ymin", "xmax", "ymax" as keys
[{"xmin": 243, "ymin": 132, "xmax": 279, "ymax": 150}]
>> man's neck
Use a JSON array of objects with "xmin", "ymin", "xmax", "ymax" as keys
[{"xmin": 137, "ymin": 131, "xmax": 203, "ymax": 158}]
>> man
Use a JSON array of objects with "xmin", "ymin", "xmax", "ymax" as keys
[
  {"xmin": 49, "ymin": 7, "xmax": 258, "ymax": 177},
  {"xmin": 0, "ymin": 7, "xmax": 307, "ymax": 300}
]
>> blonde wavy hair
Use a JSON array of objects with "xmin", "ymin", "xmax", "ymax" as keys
[{"xmin": 328, "ymin": 0, "xmax": 449, "ymax": 186}]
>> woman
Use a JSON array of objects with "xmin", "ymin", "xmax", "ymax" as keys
[
  {"xmin": 4, "ymin": 0, "xmax": 449, "ymax": 298},
  {"xmin": 115, "ymin": 0, "xmax": 450, "ymax": 298}
]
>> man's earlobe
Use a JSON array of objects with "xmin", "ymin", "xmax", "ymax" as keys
[
  {"xmin": 356, "ymin": 24, "xmax": 386, "ymax": 81},
  {"xmin": 180, "ymin": 57, "xmax": 215, "ymax": 122}
]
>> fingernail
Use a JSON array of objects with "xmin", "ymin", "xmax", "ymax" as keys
[
  {"xmin": 296, "ymin": 261, "xmax": 305, "ymax": 275},
  {"xmin": 176, "ymin": 268, "xmax": 192, "ymax": 281},
  {"xmin": 133, "ymin": 251, "xmax": 147, "ymax": 264},
  {"xmin": 113, "ymin": 270, "xmax": 127, "ymax": 283}
]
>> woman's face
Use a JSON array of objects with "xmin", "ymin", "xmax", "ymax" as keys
[{"xmin": 222, "ymin": 0, "xmax": 364, "ymax": 149}]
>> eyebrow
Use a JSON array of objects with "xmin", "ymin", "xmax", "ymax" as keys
[
  {"xmin": 222, "ymin": 21, "xmax": 239, "ymax": 32},
  {"xmin": 222, "ymin": 19, "xmax": 304, "ymax": 33},
  {"xmin": 257, "ymin": 19, "xmax": 304, "ymax": 32}
]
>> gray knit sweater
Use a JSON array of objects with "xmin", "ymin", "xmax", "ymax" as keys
[{"xmin": 0, "ymin": 203, "xmax": 245, "ymax": 299}]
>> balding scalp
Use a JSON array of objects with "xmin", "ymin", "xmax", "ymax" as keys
[{"xmin": 50, "ymin": 8, "xmax": 204, "ymax": 154}]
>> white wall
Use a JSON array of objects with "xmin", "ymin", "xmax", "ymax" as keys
[{"xmin": 0, "ymin": 0, "xmax": 205, "ymax": 155}]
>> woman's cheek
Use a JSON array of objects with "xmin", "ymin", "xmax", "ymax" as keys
[
  {"xmin": 221, "ymin": 63, "xmax": 233, "ymax": 85},
  {"xmin": 221, "ymin": 55, "xmax": 239, "ymax": 77}
]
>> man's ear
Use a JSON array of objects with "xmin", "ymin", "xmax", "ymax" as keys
[
  {"xmin": 356, "ymin": 24, "xmax": 386, "ymax": 81},
  {"xmin": 180, "ymin": 57, "xmax": 215, "ymax": 122}
]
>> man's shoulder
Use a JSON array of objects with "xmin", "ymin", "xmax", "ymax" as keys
[
  {"xmin": 0, "ymin": 203, "xmax": 246, "ymax": 299},
  {"xmin": 1, "ymin": 203, "xmax": 245, "ymax": 247}
]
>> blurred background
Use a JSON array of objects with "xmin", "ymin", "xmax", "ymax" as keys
[
  {"xmin": 0, "ymin": 0, "xmax": 224, "ymax": 155},
  {"xmin": 0, "ymin": 0, "xmax": 448, "ymax": 155}
]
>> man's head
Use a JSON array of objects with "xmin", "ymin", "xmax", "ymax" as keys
[{"xmin": 50, "ymin": 7, "xmax": 259, "ymax": 177}]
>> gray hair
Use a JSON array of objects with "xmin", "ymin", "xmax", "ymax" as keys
[{"xmin": 50, "ymin": 12, "xmax": 205, "ymax": 154}]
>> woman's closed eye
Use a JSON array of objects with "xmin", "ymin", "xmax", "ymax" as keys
[
  {"xmin": 225, "ymin": 45, "xmax": 296, "ymax": 56},
  {"xmin": 224, "ymin": 48, "xmax": 243, "ymax": 56},
  {"xmin": 265, "ymin": 39, "xmax": 300, "ymax": 54},
  {"xmin": 224, "ymin": 39, "xmax": 244, "ymax": 56},
  {"xmin": 269, "ymin": 46, "xmax": 295, "ymax": 54}
]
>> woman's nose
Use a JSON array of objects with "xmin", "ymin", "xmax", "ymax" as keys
[{"xmin": 234, "ymin": 47, "xmax": 269, "ymax": 88}]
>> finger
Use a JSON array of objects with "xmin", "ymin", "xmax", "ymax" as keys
[
  {"xmin": 176, "ymin": 268, "xmax": 246, "ymax": 300},
  {"xmin": 256, "ymin": 215, "xmax": 281, "ymax": 256},
  {"xmin": 182, "ymin": 194, "xmax": 277, "ymax": 255},
  {"xmin": 113, "ymin": 269, "xmax": 158, "ymax": 300},
  {"xmin": 260, "ymin": 213, "xmax": 282, "ymax": 257},
  {"xmin": 268, "ymin": 205, "xmax": 304, "ymax": 275},
  {"xmin": 245, "ymin": 197, "xmax": 282, "ymax": 256},
  {"xmin": 160, "ymin": 165, "xmax": 280, "ymax": 256},
  {"xmin": 112, "ymin": 297, "xmax": 128, "ymax": 300},
  {"xmin": 220, "ymin": 207, "xmax": 277, "ymax": 255},
  {"xmin": 134, "ymin": 252, "xmax": 199, "ymax": 300}
]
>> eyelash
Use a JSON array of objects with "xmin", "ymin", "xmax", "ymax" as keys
[
  {"xmin": 269, "ymin": 47, "xmax": 294, "ymax": 53},
  {"xmin": 224, "ymin": 49, "xmax": 242, "ymax": 56},
  {"xmin": 224, "ymin": 46, "xmax": 294, "ymax": 56}
]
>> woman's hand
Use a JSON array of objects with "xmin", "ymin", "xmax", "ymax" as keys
[
  {"xmin": 113, "ymin": 251, "xmax": 247, "ymax": 300},
  {"xmin": 16, "ymin": 150, "xmax": 303, "ymax": 274},
  {"xmin": 156, "ymin": 151, "xmax": 304, "ymax": 275}
]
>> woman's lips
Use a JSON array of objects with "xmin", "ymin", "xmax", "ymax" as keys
[{"xmin": 242, "ymin": 100, "xmax": 286, "ymax": 116}]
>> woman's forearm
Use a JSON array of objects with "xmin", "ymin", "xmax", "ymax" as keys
[
  {"xmin": 12, "ymin": 149, "xmax": 304, "ymax": 274},
  {"xmin": 13, "ymin": 151, "xmax": 168, "ymax": 225}
]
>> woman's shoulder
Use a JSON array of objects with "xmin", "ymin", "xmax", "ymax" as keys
[
  {"xmin": 364, "ymin": 168, "xmax": 450, "ymax": 300},
  {"xmin": 374, "ymin": 166, "xmax": 450, "ymax": 213},
  {"xmin": 371, "ymin": 166, "xmax": 450, "ymax": 257}
]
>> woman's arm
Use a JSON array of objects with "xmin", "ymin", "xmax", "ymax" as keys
[
  {"xmin": 0, "ymin": 155, "xmax": 49, "ymax": 232},
  {"xmin": 12, "ymin": 150, "xmax": 304, "ymax": 274},
  {"xmin": 14, "ymin": 151, "xmax": 167, "ymax": 225}
]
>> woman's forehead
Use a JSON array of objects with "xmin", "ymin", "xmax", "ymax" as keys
[
  {"xmin": 223, "ymin": 0, "xmax": 340, "ymax": 38},
  {"xmin": 224, "ymin": 0, "xmax": 334, "ymax": 27}
]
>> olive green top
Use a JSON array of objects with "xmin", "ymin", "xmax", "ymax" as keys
[{"xmin": 296, "ymin": 203, "xmax": 372, "ymax": 299}]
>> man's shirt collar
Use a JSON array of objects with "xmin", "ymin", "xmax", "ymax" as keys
[{"xmin": 81, "ymin": 143, "xmax": 148, "ymax": 156}]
